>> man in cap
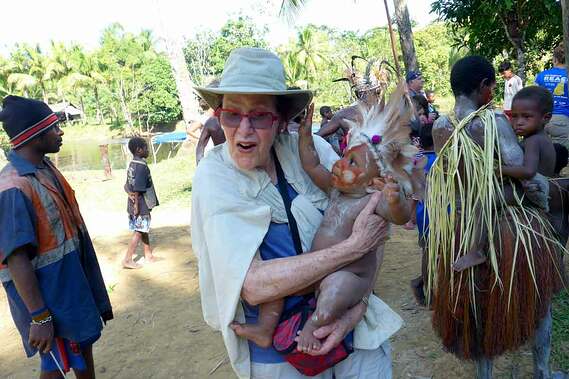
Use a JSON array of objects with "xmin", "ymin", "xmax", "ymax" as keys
[
  {"xmin": 0, "ymin": 96, "xmax": 112, "ymax": 378},
  {"xmin": 406, "ymin": 71, "xmax": 425, "ymax": 98}
]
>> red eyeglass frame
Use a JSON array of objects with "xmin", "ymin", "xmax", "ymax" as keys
[{"xmin": 214, "ymin": 108, "xmax": 280, "ymax": 128}]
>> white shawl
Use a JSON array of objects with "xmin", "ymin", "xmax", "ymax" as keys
[{"xmin": 191, "ymin": 133, "xmax": 403, "ymax": 378}]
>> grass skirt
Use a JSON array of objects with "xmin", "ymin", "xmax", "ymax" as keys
[{"xmin": 431, "ymin": 208, "xmax": 562, "ymax": 360}]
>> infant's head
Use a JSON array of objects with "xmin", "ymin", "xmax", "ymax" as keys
[{"xmin": 331, "ymin": 143, "xmax": 380, "ymax": 195}]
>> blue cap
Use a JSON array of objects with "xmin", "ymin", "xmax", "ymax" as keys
[{"xmin": 406, "ymin": 71, "xmax": 422, "ymax": 82}]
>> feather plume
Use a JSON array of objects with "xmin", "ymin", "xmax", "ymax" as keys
[{"xmin": 348, "ymin": 81, "xmax": 425, "ymax": 197}]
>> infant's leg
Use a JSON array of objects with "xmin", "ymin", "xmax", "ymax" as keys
[
  {"xmin": 231, "ymin": 299, "xmax": 283, "ymax": 348},
  {"xmin": 296, "ymin": 253, "xmax": 377, "ymax": 353},
  {"xmin": 296, "ymin": 270, "xmax": 370, "ymax": 354},
  {"xmin": 453, "ymin": 223, "xmax": 487, "ymax": 272}
]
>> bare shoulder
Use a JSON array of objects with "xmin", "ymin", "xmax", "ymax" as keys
[
  {"xmin": 204, "ymin": 116, "xmax": 220, "ymax": 131},
  {"xmin": 432, "ymin": 115, "xmax": 453, "ymax": 152},
  {"xmin": 333, "ymin": 105, "xmax": 362, "ymax": 123}
]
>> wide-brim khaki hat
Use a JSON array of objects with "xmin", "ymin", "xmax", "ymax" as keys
[{"xmin": 194, "ymin": 47, "xmax": 313, "ymax": 120}]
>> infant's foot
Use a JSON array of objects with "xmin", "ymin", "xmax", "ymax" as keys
[
  {"xmin": 295, "ymin": 320, "xmax": 321, "ymax": 355},
  {"xmin": 453, "ymin": 251, "xmax": 486, "ymax": 272},
  {"xmin": 230, "ymin": 322, "xmax": 273, "ymax": 348}
]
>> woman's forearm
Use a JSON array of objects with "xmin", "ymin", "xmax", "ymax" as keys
[{"xmin": 242, "ymin": 239, "xmax": 362, "ymax": 305}]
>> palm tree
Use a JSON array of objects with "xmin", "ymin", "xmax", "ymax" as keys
[
  {"xmin": 283, "ymin": 51, "xmax": 305, "ymax": 87},
  {"xmin": 5, "ymin": 44, "xmax": 51, "ymax": 101},
  {"xmin": 46, "ymin": 42, "xmax": 76, "ymax": 120},
  {"xmin": 295, "ymin": 27, "xmax": 328, "ymax": 83},
  {"xmin": 279, "ymin": 0, "xmax": 418, "ymax": 74},
  {"xmin": 77, "ymin": 53, "xmax": 107, "ymax": 124}
]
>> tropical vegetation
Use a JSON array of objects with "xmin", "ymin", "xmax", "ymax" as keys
[{"xmin": 0, "ymin": 1, "xmax": 564, "ymax": 151}]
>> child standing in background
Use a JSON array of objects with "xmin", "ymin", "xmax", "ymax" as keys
[
  {"xmin": 499, "ymin": 61, "xmax": 523, "ymax": 118},
  {"xmin": 123, "ymin": 137, "xmax": 159, "ymax": 269}
]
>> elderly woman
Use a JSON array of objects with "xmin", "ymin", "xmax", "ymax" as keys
[{"xmin": 191, "ymin": 48, "xmax": 403, "ymax": 379}]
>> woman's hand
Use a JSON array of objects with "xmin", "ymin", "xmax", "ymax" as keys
[
  {"xmin": 298, "ymin": 104, "xmax": 314, "ymax": 139},
  {"xmin": 308, "ymin": 301, "xmax": 367, "ymax": 356},
  {"xmin": 348, "ymin": 192, "xmax": 388, "ymax": 255}
]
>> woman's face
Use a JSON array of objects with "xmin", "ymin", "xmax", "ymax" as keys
[{"xmin": 221, "ymin": 94, "xmax": 281, "ymax": 172}]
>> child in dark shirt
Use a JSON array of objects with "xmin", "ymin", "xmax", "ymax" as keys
[{"xmin": 123, "ymin": 137, "xmax": 159, "ymax": 269}]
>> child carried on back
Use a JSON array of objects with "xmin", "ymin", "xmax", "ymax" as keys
[
  {"xmin": 454, "ymin": 86, "xmax": 557, "ymax": 271},
  {"xmin": 232, "ymin": 83, "xmax": 425, "ymax": 354}
]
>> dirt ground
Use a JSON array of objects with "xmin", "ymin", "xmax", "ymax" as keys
[{"xmin": 0, "ymin": 177, "xmax": 563, "ymax": 378}]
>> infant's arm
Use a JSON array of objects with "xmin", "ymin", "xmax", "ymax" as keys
[
  {"xmin": 374, "ymin": 180, "xmax": 413, "ymax": 225},
  {"xmin": 500, "ymin": 136, "xmax": 540, "ymax": 180},
  {"xmin": 299, "ymin": 106, "xmax": 333, "ymax": 193}
]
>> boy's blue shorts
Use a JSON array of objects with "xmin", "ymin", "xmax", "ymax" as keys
[{"xmin": 129, "ymin": 214, "xmax": 151, "ymax": 233}]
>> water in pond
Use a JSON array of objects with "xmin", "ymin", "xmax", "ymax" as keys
[{"xmin": 48, "ymin": 138, "xmax": 181, "ymax": 171}]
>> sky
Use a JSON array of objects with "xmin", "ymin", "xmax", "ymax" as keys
[{"xmin": 0, "ymin": 0, "xmax": 437, "ymax": 53}]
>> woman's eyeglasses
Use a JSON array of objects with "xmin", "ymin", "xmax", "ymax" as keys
[{"xmin": 214, "ymin": 108, "xmax": 279, "ymax": 129}]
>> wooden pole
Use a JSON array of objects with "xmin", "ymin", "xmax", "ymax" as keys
[
  {"xmin": 383, "ymin": 0, "xmax": 401, "ymax": 79},
  {"xmin": 99, "ymin": 144, "xmax": 113, "ymax": 181},
  {"xmin": 562, "ymin": 0, "xmax": 569, "ymax": 69}
]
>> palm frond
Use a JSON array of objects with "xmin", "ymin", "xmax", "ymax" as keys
[
  {"xmin": 7, "ymin": 73, "xmax": 37, "ymax": 90},
  {"xmin": 279, "ymin": 0, "xmax": 309, "ymax": 24}
]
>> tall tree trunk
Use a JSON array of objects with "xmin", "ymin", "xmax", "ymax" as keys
[
  {"xmin": 499, "ymin": 14, "xmax": 527, "ymax": 82},
  {"xmin": 383, "ymin": 0, "xmax": 402, "ymax": 78},
  {"xmin": 154, "ymin": 1, "xmax": 199, "ymax": 139},
  {"xmin": 165, "ymin": 36, "xmax": 200, "ymax": 134},
  {"xmin": 119, "ymin": 79, "xmax": 135, "ymax": 135},
  {"xmin": 62, "ymin": 92, "xmax": 69, "ymax": 122},
  {"xmin": 41, "ymin": 86, "xmax": 48, "ymax": 104},
  {"xmin": 94, "ymin": 87, "xmax": 103, "ymax": 124},
  {"xmin": 562, "ymin": 0, "xmax": 569, "ymax": 69},
  {"xmin": 80, "ymin": 96, "xmax": 86, "ymax": 125},
  {"xmin": 515, "ymin": 42, "xmax": 526, "ymax": 83},
  {"xmin": 393, "ymin": 0, "xmax": 418, "ymax": 74}
]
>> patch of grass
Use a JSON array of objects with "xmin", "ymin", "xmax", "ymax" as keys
[
  {"xmin": 552, "ymin": 290, "xmax": 569, "ymax": 371},
  {"xmin": 151, "ymin": 147, "xmax": 196, "ymax": 207},
  {"xmin": 62, "ymin": 146, "xmax": 196, "ymax": 212}
]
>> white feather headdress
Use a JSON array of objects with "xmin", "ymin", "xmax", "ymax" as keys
[{"xmin": 347, "ymin": 81, "xmax": 425, "ymax": 198}]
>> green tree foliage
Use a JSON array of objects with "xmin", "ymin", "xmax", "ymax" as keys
[
  {"xmin": 184, "ymin": 16, "xmax": 268, "ymax": 85},
  {"xmin": 431, "ymin": 0, "xmax": 562, "ymax": 81},
  {"xmin": 0, "ymin": 24, "xmax": 182, "ymax": 135},
  {"xmin": 414, "ymin": 23, "xmax": 455, "ymax": 96},
  {"xmin": 134, "ymin": 55, "xmax": 182, "ymax": 127}
]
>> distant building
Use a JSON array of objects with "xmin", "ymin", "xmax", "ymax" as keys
[{"xmin": 49, "ymin": 102, "xmax": 84, "ymax": 122}]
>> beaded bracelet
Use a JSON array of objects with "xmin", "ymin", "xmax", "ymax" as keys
[
  {"xmin": 31, "ymin": 308, "xmax": 52, "ymax": 324},
  {"xmin": 31, "ymin": 315, "xmax": 52, "ymax": 325}
]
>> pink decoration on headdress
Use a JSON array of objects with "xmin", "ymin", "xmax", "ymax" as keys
[{"xmin": 371, "ymin": 135, "xmax": 382, "ymax": 144}]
